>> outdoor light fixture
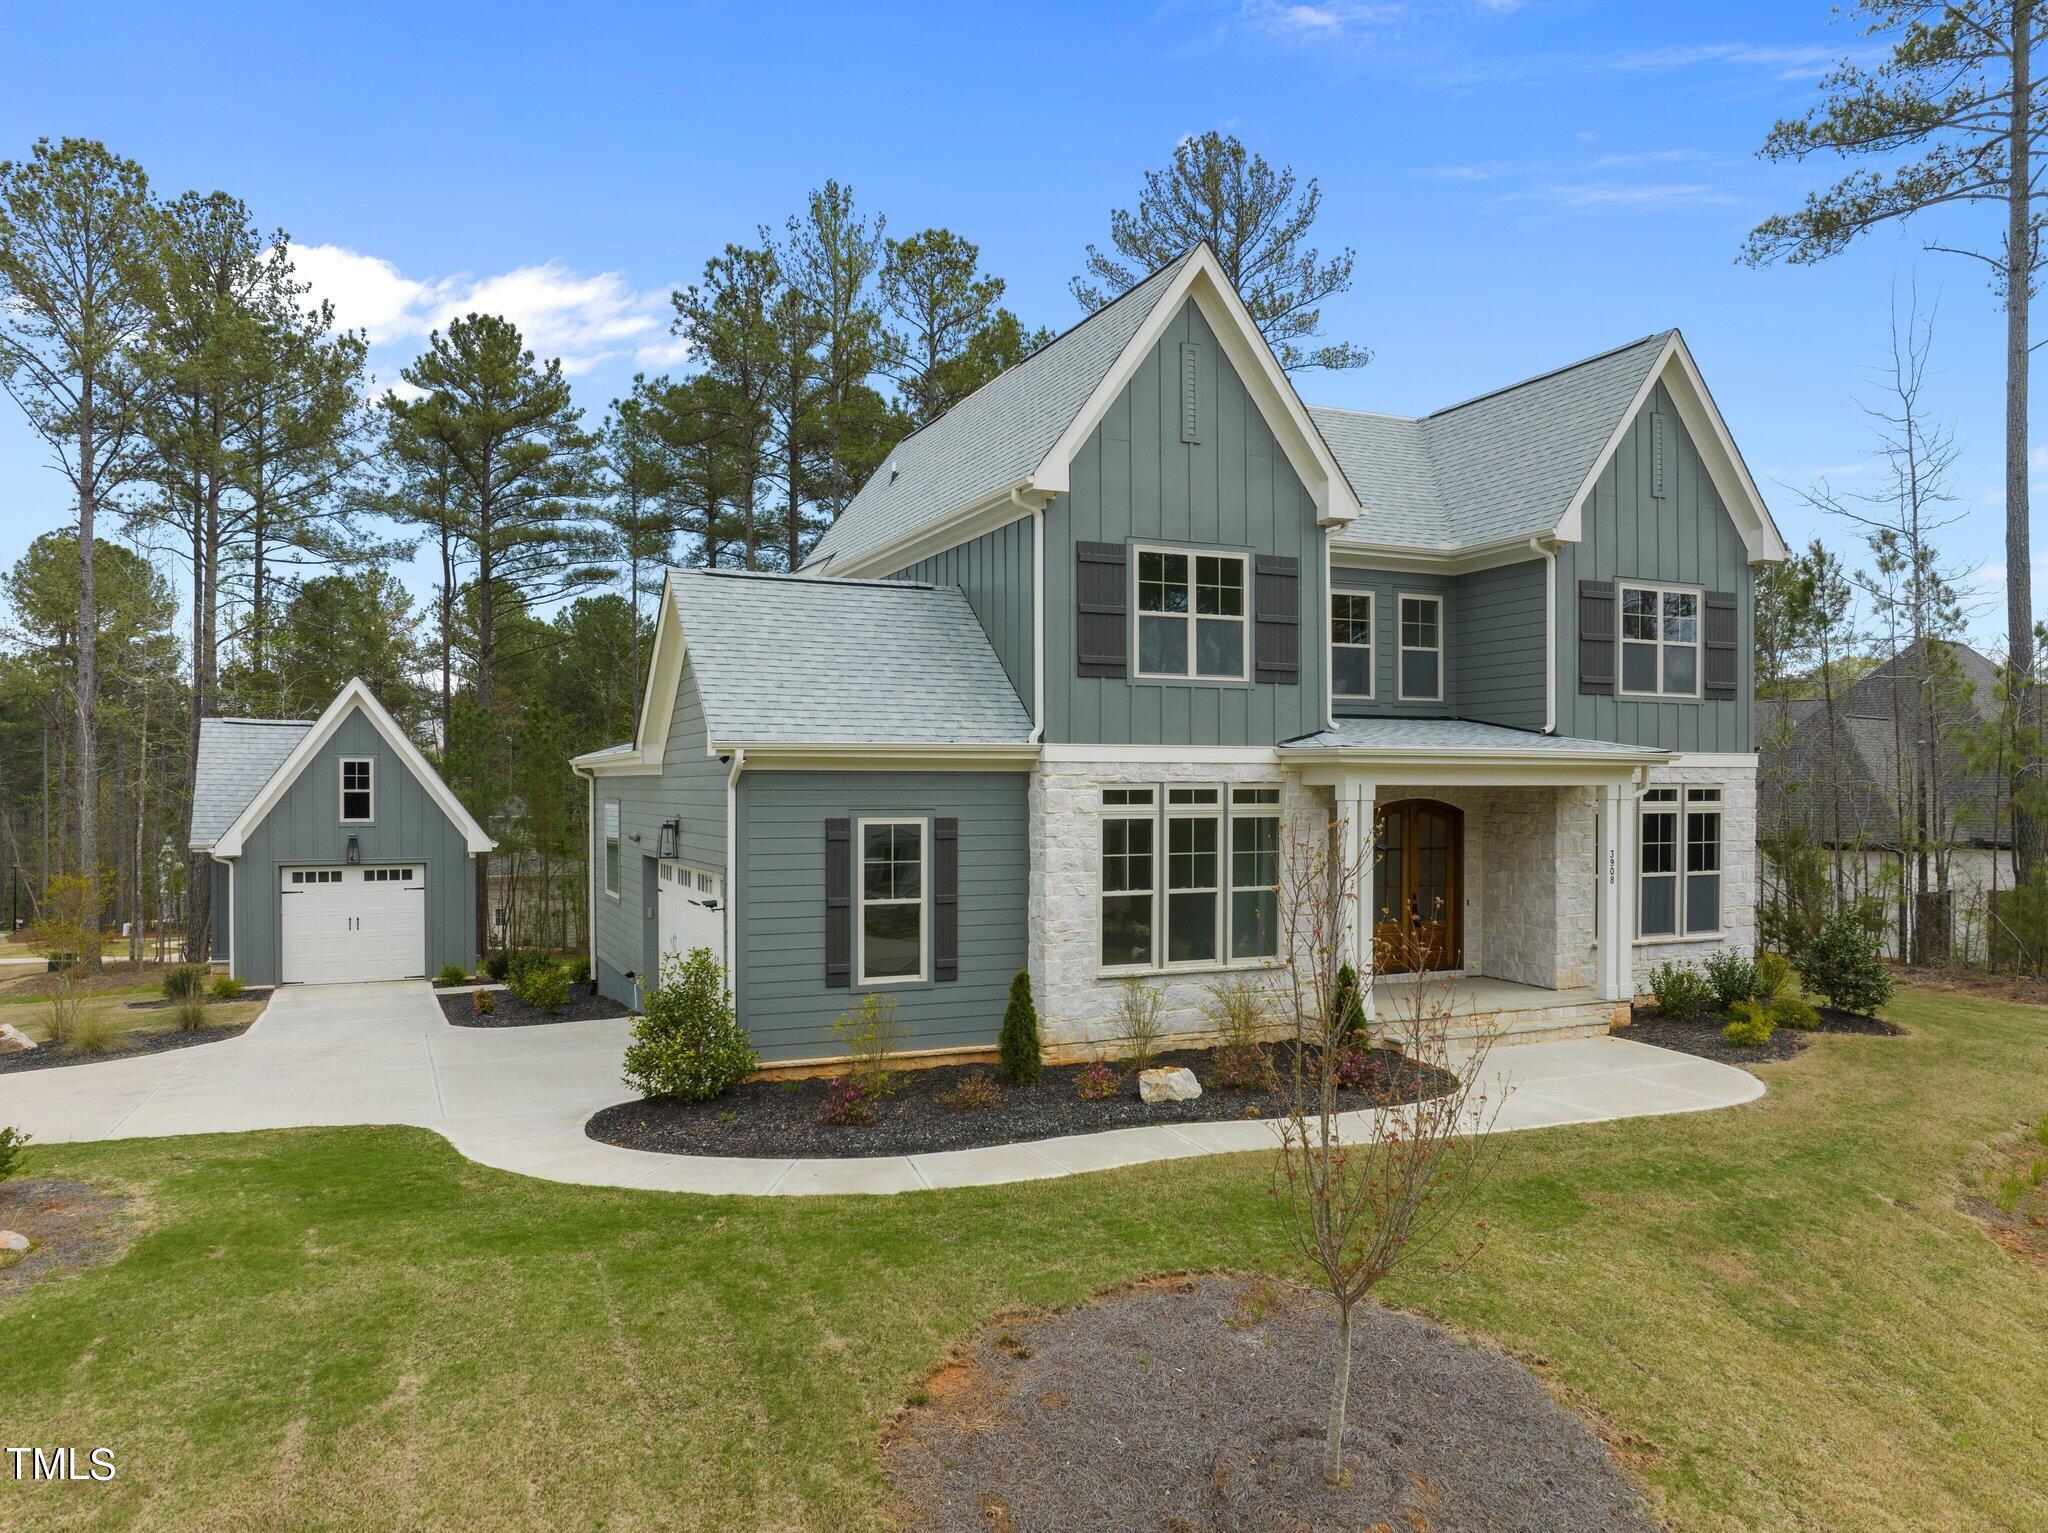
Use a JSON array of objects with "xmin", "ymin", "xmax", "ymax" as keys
[
  {"xmin": 658, "ymin": 819, "xmax": 680, "ymax": 859},
  {"xmin": 346, "ymin": 836, "xmax": 360, "ymax": 865}
]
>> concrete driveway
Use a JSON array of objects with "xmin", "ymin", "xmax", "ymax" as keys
[{"xmin": 0, "ymin": 981, "xmax": 1765, "ymax": 1196}]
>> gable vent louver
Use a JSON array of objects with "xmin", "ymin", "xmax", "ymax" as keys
[
  {"xmin": 1651, "ymin": 412, "xmax": 1667, "ymax": 499},
  {"xmin": 1180, "ymin": 342, "xmax": 1201, "ymax": 444}
]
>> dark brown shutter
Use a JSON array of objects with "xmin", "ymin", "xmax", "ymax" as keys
[
  {"xmin": 1254, "ymin": 555, "xmax": 1301, "ymax": 685},
  {"xmin": 1578, "ymin": 579, "xmax": 1616, "ymax": 696},
  {"xmin": 824, "ymin": 817, "xmax": 852, "ymax": 988},
  {"xmin": 1076, "ymin": 541, "xmax": 1127, "ymax": 677},
  {"xmin": 933, "ymin": 817, "xmax": 959, "ymax": 982},
  {"xmin": 1704, "ymin": 589, "xmax": 1738, "ymax": 700}
]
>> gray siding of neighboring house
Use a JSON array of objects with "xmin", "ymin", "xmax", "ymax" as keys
[
  {"xmin": 593, "ymin": 648, "xmax": 728, "ymax": 1008},
  {"xmin": 1555, "ymin": 382, "xmax": 1755, "ymax": 753},
  {"xmin": 211, "ymin": 862, "xmax": 231, "ymax": 965},
  {"xmin": 735, "ymin": 769, "xmax": 1028, "ymax": 1061},
  {"xmin": 1453, "ymin": 559, "xmax": 1547, "ymax": 731},
  {"xmin": 1045, "ymin": 298, "xmax": 1328, "ymax": 747},
  {"xmin": 889, "ymin": 515, "xmax": 1036, "ymax": 717},
  {"xmin": 1330, "ymin": 567, "xmax": 1454, "ymax": 718},
  {"xmin": 230, "ymin": 708, "xmax": 476, "ymax": 986}
]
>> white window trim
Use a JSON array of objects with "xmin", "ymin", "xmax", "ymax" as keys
[
  {"xmin": 1131, "ymin": 544, "xmax": 1251, "ymax": 684},
  {"xmin": 1634, "ymin": 787, "xmax": 1722, "ymax": 942},
  {"xmin": 1331, "ymin": 588, "xmax": 1375, "ymax": 700},
  {"xmin": 1396, "ymin": 592, "xmax": 1444, "ymax": 703},
  {"xmin": 1097, "ymin": 788, "xmax": 1160, "ymax": 975},
  {"xmin": 1095, "ymin": 783, "xmax": 1285, "ymax": 977},
  {"xmin": 602, "ymin": 800, "xmax": 622, "ymax": 900},
  {"xmin": 1228, "ymin": 786, "xmax": 1283, "ymax": 963},
  {"xmin": 1617, "ymin": 580, "xmax": 1704, "ymax": 700},
  {"xmin": 339, "ymin": 757, "xmax": 375, "ymax": 824},
  {"xmin": 855, "ymin": 816, "xmax": 929, "ymax": 987},
  {"xmin": 1162, "ymin": 787, "xmax": 1225, "ymax": 971}
]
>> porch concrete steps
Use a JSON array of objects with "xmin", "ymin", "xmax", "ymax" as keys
[{"xmin": 1438, "ymin": 999, "xmax": 1626, "ymax": 1046}]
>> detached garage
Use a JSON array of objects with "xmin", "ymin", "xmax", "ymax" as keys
[{"xmin": 188, "ymin": 678, "xmax": 495, "ymax": 986}]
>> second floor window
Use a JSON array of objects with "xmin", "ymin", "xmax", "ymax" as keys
[
  {"xmin": 1136, "ymin": 548, "xmax": 1247, "ymax": 681},
  {"xmin": 1620, "ymin": 583, "xmax": 1700, "ymax": 697},
  {"xmin": 340, "ymin": 758, "xmax": 374, "ymax": 822},
  {"xmin": 1332, "ymin": 591, "xmax": 1374, "ymax": 698},
  {"xmin": 1398, "ymin": 595, "xmax": 1443, "ymax": 702}
]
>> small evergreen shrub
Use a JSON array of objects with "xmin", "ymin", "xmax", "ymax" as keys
[
  {"xmin": 997, "ymin": 970, "xmax": 1042, "ymax": 1086},
  {"xmin": 1723, "ymin": 999, "xmax": 1775, "ymax": 1047},
  {"xmin": 1753, "ymin": 951, "xmax": 1792, "ymax": 1001},
  {"xmin": 522, "ymin": 964, "xmax": 570, "ymax": 1014},
  {"xmin": 1075, "ymin": 1062, "xmax": 1120, "ymax": 1101},
  {"xmin": 941, "ymin": 1071, "xmax": 1000, "ymax": 1111},
  {"xmin": 0, "ymin": 1125, "xmax": 27, "ymax": 1181},
  {"xmin": 1648, "ymin": 962, "xmax": 1714, "ymax": 1022},
  {"xmin": 1702, "ymin": 950, "xmax": 1758, "ymax": 1010},
  {"xmin": 209, "ymin": 975, "xmax": 245, "ymax": 1001},
  {"xmin": 505, "ymin": 952, "xmax": 551, "ymax": 1002},
  {"xmin": 161, "ymin": 964, "xmax": 207, "ymax": 1003},
  {"xmin": 483, "ymin": 951, "xmax": 512, "ymax": 983},
  {"xmin": 821, "ymin": 1076, "xmax": 875, "ymax": 1126},
  {"xmin": 472, "ymin": 987, "xmax": 496, "ymax": 1017},
  {"xmin": 566, "ymin": 955, "xmax": 592, "ymax": 986},
  {"xmin": 1798, "ymin": 913, "xmax": 1894, "ymax": 1016},
  {"xmin": 436, "ymin": 964, "xmax": 469, "ymax": 986},
  {"xmin": 1770, "ymin": 993, "xmax": 1821, "ymax": 1031},
  {"xmin": 1330, "ymin": 964, "xmax": 1369, "ymax": 1041},
  {"xmin": 623, "ymin": 948, "xmax": 757, "ymax": 1100}
]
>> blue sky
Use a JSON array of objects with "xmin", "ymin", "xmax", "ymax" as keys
[{"xmin": 0, "ymin": 0, "xmax": 2029, "ymax": 647}]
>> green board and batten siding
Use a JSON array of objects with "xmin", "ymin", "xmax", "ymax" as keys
[
  {"xmin": 1454, "ymin": 560, "xmax": 1547, "ymax": 732},
  {"xmin": 1555, "ymin": 383, "xmax": 1754, "ymax": 754},
  {"xmin": 230, "ymin": 709, "xmax": 477, "ymax": 986},
  {"xmin": 1045, "ymin": 299, "xmax": 1327, "ymax": 747},
  {"xmin": 735, "ymin": 770, "xmax": 1028, "ymax": 1061},
  {"xmin": 889, "ymin": 516, "xmax": 1036, "ymax": 711},
  {"xmin": 591, "ymin": 648, "xmax": 728, "ymax": 1008}
]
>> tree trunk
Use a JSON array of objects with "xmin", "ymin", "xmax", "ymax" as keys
[
  {"xmin": 1323, "ymin": 1300, "xmax": 1354, "ymax": 1488},
  {"xmin": 75, "ymin": 409, "xmax": 102, "ymax": 961},
  {"xmin": 2010, "ymin": 6, "xmax": 2042, "ymax": 879}
]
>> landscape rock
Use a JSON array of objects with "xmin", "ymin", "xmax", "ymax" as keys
[
  {"xmin": 0, "ymin": 1231, "xmax": 28, "ymax": 1254},
  {"xmin": 0, "ymin": 1023, "xmax": 35, "ymax": 1054},
  {"xmin": 1138, "ymin": 1066, "xmax": 1201, "ymax": 1104}
]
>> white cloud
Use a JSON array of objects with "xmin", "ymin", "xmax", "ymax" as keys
[{"xmin": 291, "ymin": 243, "xmax": 449, "ymax": 346}]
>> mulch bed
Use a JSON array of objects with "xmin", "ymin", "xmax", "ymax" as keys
[
  {"xmin": 0, "ymin": 1019, "xmax": 254, "ymax": 1075},
  {"xmin": 439, "ymin": 988, "xmax": 627, "ymax": 1029},
  {"xmin": 1622, "ymin": 1005, "xmax": 1902, "ymax": 1066},
  {"xmin": 586, "ymin": 1044, "xmax": 1456, "ymax": 1160},
  {"xmin": 885, "ymin": 1274, "xmax": 1653, "ymax": 1533},
  {"xmin": 0, "ymin": 1178, "xmax": 134, "ymax": 1300}
]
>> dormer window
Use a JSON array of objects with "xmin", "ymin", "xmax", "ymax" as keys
[{"xmin": 340, "ymin": 758, "xmax": 374, "ymax": 823}]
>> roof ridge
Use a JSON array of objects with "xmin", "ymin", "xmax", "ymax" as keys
[
  {"xmin": 1307, "ymin": 403, "xmax": 1421, "ymax": 425},
  {"xmin": 676, "ymin": 567, "xmax": 934, "ymax": 591},
  {"xmin": 1424, "ymin": 330, "xmax": 1673, "ymax": 420},
  {"xmin": 208, "ymin": 715, "xmax": 316, "ymax": 727}
]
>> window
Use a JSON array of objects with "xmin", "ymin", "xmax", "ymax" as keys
[
  {"xmin": 857, "ymin": 819, "xmax": 926, "ymax": 984},
  {"xmin": 1135, "ymin": 547, "xmax": 1247, "ymax": 681},
  {"xmin": 602, "ymin": 801, "xmax": 621, "ymax": 898},
  {"xmin": 1166, "ymin": 787, "xmax": 1222, "ymax": 966},
  {"xmin": 340, "ymin": 758, "xmax": 374, "ymax": 822},
  {"xmin": 1397, "ymin": 595, "xmax": 1442, "ymax": 701},
  {"xmin": 1638, "ymin": 787, "xmax": 1721, "ymax": 938},
  {"xmin": 1100, "ymin": 783, "xmax": 1282, "ymax": 971},
  {"xmin": 1100, "ymin": 788, "xmax": 1157, "ymax": 969},
  {"xmin": 364, "ymin": 867, "xmax": 414, "ymax": 883},
  {"xmin": 1230, "ymin": 786, "xmax": 1281, "ymax": 960},
  {"xmin": 1619, "ymin": 583, "xmax": 1701, "ymax": 698},
  {"xmin": 1331, "ymin": 591, "xmax": 1374, "ymax": 699}
]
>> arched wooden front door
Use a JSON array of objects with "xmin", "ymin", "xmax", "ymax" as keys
[{"xmin": 1371, "ymin": 799, "xmax": 1464, "ymax": 973}]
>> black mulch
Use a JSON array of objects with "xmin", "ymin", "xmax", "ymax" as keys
[
  {"xmin": 1624, "ymin": 1004, "xmax": 1904, "ymax": 1065},
  {"xmin": 439, "ymin": 988, "xmax": 627, "ymax": 1029},
  {"xmin": 0, "ymin": 1020, "xmax": 254, "ymax": 1075},
  {"xmin": 586, "ymin": 1044, "xmax": 1457, "ymax": 1160},
  {"xmin": 0, "ymin": 1178, "xmax": 135, "ymax": 1299},
  {"xmin": 885, "ymin": 1274, "xmax": 1654, "ymax": 1533},
  {"xmin": 127, "ymin": 987, "xmax": 274, "ymax": 1011}
]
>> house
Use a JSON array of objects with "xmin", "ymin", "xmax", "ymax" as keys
[
  {"xmin": 188, "ymin": 678, "xmax": 496, "ymax": 985},
  {"xmin": 575, "ymin": 243, "xmax": 1786, "ymax": 1062},
  {"xmin": 1759, "ymin": 639, "xmax": 2013, "ymax": 962}
]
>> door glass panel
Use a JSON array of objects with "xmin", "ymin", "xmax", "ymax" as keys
[{"xmin": 1373, "ymin": 811, "xmax": 1404, "ymax": 923}]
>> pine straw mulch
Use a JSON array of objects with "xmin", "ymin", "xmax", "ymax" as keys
[{"xmin": 884, "ymin": 1273, "xmax": 1654, "ymax": 1533}]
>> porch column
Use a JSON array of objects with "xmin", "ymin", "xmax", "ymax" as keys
[
  {"xmin": 1336, "ymin": 779, "xmax": 1377, "ymax": 1011},
  {"xmin": 1598, "ymin": 781, "xmax": 1626, "ymax": 1002}
]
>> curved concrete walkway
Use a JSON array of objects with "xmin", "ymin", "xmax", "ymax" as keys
[{"xmin": 0, "ymin": 981, "xmax": 1764, "ymax": 1196}]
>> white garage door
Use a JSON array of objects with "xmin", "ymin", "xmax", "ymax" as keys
[
  {"xmin": 280, "ymin": 866, "xmax": 427, "ymax": 984},
  {"xmin": 656, "ymin": 860, "xmax": 724, "ymax": 971}
]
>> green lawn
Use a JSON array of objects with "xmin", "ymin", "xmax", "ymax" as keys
[{"xmin": 4, "ymin": 984, "xmax": 2047, "ymax": 1531}]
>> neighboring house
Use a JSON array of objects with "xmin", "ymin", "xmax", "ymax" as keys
[
  {"xmin": 1759, "ymin": 640, "xmax": 2013, "ymax": 962},
  {"xmin": 576, "ymin": 242, "xmax": 1786, "ymax": 1062},
  {"xmin": 188, "ymin": 677, "xmax": 496, "ymax": 985}
]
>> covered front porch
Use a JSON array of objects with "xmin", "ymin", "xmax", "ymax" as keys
[{"xmin": 1280, "ymin": 718, "xmax": 1672, "ymax": 1021}]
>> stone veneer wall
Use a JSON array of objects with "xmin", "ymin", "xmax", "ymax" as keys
[{"xmin": 1630, "ymin": 758, "xmax": 1758, "ymax": 992}]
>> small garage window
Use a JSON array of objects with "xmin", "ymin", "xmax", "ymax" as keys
[
  {"xmin": 603, "ymin": 801, "xmax": 622, "ymax": 898},
  {"xmin": 340, "ymin": 758, "xmax": 374, "ymax": 822}
]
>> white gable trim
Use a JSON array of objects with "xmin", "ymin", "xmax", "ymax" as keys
[
  {"xmin": 626, "ymin": 573, "xmax": 689, "ymax": 766},
  {"xmin": 1556, "ymin": 333, "xmax": 1787, "ymax": 563},
  {"xmin": 211, "ymin": 678, "xmax": 496, "ymax": 858},
  {"xmin": 1030, "ymin": 244, "xmax": 1362, "ymax": 527}
]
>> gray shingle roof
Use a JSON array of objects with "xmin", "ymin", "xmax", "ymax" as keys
[
  {"xmin": 671, "ymin": 569, "xmax": 1034, "ymax": 746},
  {"xmin": 806, "ymin": 249, "xmax": 1197, "ymax": 571},
  {"xmin": 1317, "ymin": 331, "xmax": 1672, "ymax": 551},
  {"xmin": 188, "ymin": 716, "xmax": 314, "ymax": 848},
  {"xmin": 1279, "ymin": 717, "xmax": 1667, "ymax": 756}
]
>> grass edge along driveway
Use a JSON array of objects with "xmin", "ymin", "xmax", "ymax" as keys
[{"xmin": 3, "ymin": 982, "xmax": 2046, "ymax": 1531}]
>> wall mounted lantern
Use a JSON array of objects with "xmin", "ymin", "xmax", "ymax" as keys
[
  {"xmin": 346, "ymin": 836, "xmax": 361, "ymax": 865},
  {"xmin": 658, "ymin": 819, "xmax": 680, "ymax": 859}
]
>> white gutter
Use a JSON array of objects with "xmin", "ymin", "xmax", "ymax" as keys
[
  {"xmin": 724, "ymin": 747, "xmax": 745, "ymax": 981},
  {"xmin": 711, "ymin": 740, "xmax": 1041, "ymax": 764},
  {"xmin": 1530, "ymin": 535, "xmax": 1558, "ymax": 734},
  {"xmin": 571, "ymin": 762, "xmax": 596, "ymax": 977}
]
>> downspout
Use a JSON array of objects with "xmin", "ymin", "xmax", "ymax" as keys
[
  {"xmin": 226, "ymin": 858, "xmax": 236, "ymax": 981},
  {"xmin": 1530, "ymin": 535, "xmax": 1557, "ymax": 734},
  {"xmin": 572, "ymin": 763, "xmax": 595, "ymax": 980},
  {"xmin": 1030, "ymin": 501, "xmax": 1046, "ymax": 744},
  {"xmin": 1325, "ymin": 528, "xmax": 1338, "ymax": 732},
  {"xmin": 724, "ymin": 746, "xmax": 745, "ymax": 989}
]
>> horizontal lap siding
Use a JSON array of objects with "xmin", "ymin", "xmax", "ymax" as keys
[
  {"xmin": 736, "ymin": 770, "xmax": 1028, "ymax": 1061},
  {"xmin": 234, "ymin": 709, "xmax": 476, "ymax": 986},
  {"xmin": 1452, "ymin": 560, "xmax": 1546, "ymax": 730},
  {"xmin": 1330, "ymin": 567, "xmax": 1454, "ymax": 715},
  {"xmin": 1555, "ymin": 382, "xmax": 1753, "ymax": 752},
  {"xmin": 890, "ymin": 516, "xmax": 1036, "ymax": 715},
  {"xmin": 593, "ymin": 650, "xmax": 727, "ymax": 1007}
]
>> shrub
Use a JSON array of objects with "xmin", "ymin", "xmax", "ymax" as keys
[
  {"xmin": 1753, "ymin": 951, "xmax": 1792, "ymax": 1001},
  {"xmin": 566, "ymin": 955, "xmax": 592, "ymax": 986},
  {"xmin": 1205, "ymin": 972, "xmax": 1270, "ymax": 1050},
  {"xmin": 209, "ymin": 975, "xmax": 246, "ymax": 1001},
  {"xmin": 1206, "ymin": 1043, "xmax": 1274, "ymax": 1094},
  {"xmin": 0, "ymin": 1125, "xmax": 27, "ymax": 1181},
  {"xmin": 942, "ymin": 1071, "xmax": 1001, "ymax": 1111},
  {"xmin": 1329, "ymin": 964, "xmax": 1369, "ymax": 1042},
  {"xmin": 1798, "ymin": 912, "xmax": 1894, "ymax": 1016},
  {"xmin": 1114, "ymin": 978, "xmax": 1167, "ymax": 1074},
  {"xmin": 1648, "ymin": 962, "xmax": 1714, "ymax": 1022},
  {"xmin": 1770, "ymin": 993, "xmax": 1821, "ymax": 1031},
  {"xmin": 436, "ymin": 964, "xmax": 469, "ymax": 986},
  {"xmin": 1702, "ymin": 950, "xmax": 1758, "ymax": 1010},
  {"xmin": 73, "ymin": 1009, "xmax": 120, "ymax": 1052},
  {"xmin": 505, "ymin": 952, "xmax": 552, "ymax": 1002},
  {"xmin": 1327, "ymin": 1044, "xmax": 1375, "ymax": 1092},
  {"xmin": 997, "ymin": 970, "xmax": 1042, "ymax": 1086},
  {"xmin": 170, "ymin": 996, "xmax": 208, "ymax": 1034},
  {"xmin": 832, "ymin": 992, "xmax": 909, "ymax": 1097},
  {"xmin": 522, "ymin": 964, "xmax": 570, "ymax": 1015},
  {"xmin": 622, "ymin": 948, "xmax": 757, "ymax": 1101},
  {"xmin": 483, "ymin": 950, "xmax": 513, "ymax": 983},
  {"xmin": 472, "ymin": 987, "xmax": 496, "ymax": 1017},
  {"xmin": 161, "ymin": 964, "xmax": 207, "ymax": 1003},
  {"xmin": 1075, "ymin": 1062, "xmax": 1120, "ymax": 1101},
  {"xmin": 821, "ymin": 1076, "xmax": 875, "ymax": 1126},
  {"xmin": 1722, "ymin": 999, "xmax": 1775, "ymax": 1047}
]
